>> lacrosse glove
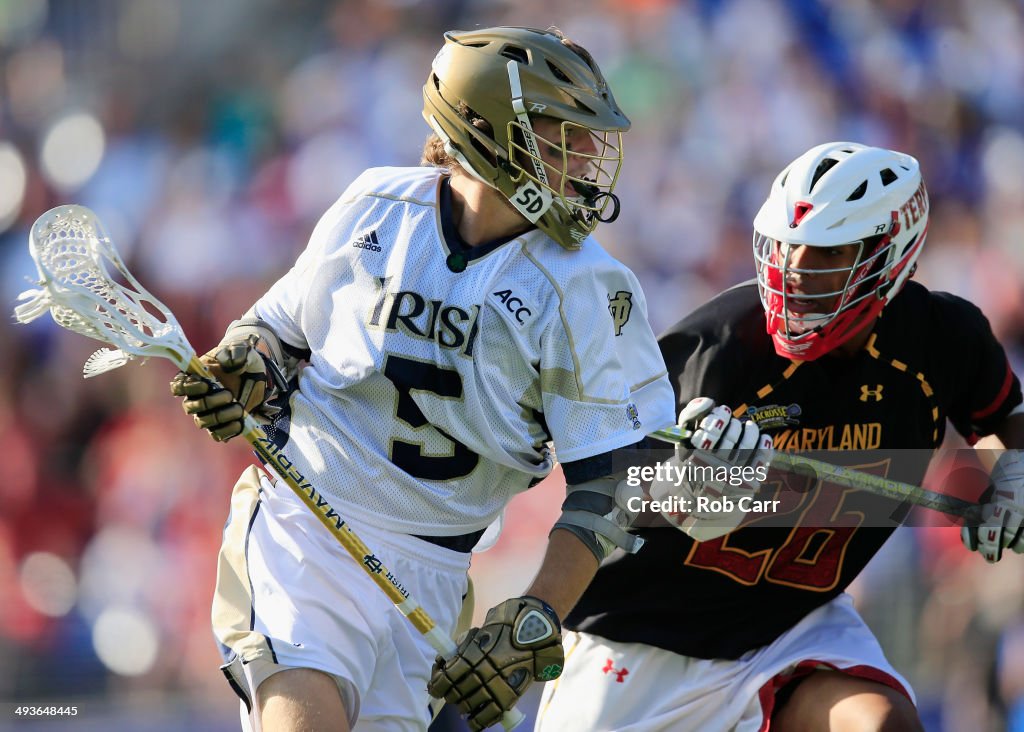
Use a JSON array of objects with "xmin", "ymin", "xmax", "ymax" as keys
[
  {"xmin": 649, "ymin": 397, "xmax": 774, "ymax": 541},
  {"xmin": 428, "ymin": 595, "xmax": 563, "ymax": 731},
  {"xmin": 169, "ymin": 334, "xmax": 281, "ymax": 442},
  {"xmin": 961, "ymin": 450, "xmax": 1024, "ymax": 563}
]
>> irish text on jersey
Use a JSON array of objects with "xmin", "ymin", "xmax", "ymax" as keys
[{"xmin": 368, "ymin": 276, "xmax": 480, "ymax": 357}]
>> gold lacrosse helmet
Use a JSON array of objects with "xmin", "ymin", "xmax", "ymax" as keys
[{"xmin": 423, "ymin": 26, "xmax": 629, "ymax": 250}]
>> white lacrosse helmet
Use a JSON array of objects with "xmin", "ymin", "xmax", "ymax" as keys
[{"xmin": 752, "ymin": 142, "xmax": 929, "ymax": 360}]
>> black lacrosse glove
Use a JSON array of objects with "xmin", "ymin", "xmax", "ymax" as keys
[
  {"xmin": 428, "ymin": 596, "xmax": 563, "ymax": 731},
  {"xmin": 169, "ymin": 335, "xmax": 277, "ymax": 442}
]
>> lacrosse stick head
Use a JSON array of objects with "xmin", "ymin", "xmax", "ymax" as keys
[{"xmin": 14, "ymin": 205, "xmax": 196, "ymax": 376}]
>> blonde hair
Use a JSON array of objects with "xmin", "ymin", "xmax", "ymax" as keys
[
  {"xmin": 421, "ymin": 133, "xmax": 455, "ymax": 168},
  {"xmin": 421, "ymin": 102, "xmax": 494, "ymax": 170}
]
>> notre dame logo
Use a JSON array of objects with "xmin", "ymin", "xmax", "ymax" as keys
[
  {"xmin": 860, "ymin": 384, "xmax": 884, "ymax": 402},
  {"xmin": 608, "ymin": 291, "xmax": 633, "ymax": 336},
  {"xmin": 363, "ymin": 554, "xmax": 383, "ymax": 574}
]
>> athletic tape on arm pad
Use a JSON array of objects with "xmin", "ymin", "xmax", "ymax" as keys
[{"xmin": 554, "ymin": 476, "xmax": 642, "ymax": 560}]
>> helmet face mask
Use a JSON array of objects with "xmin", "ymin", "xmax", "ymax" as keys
[
  {"xmin": 508, "ymin": 118, "xmax": 623, "ymax": 232},
  {"xmin": 752, "ymin": 142, "xmax": 930, "ymax": 360},
  {"xmin": 422, "ymin": 26, "xmax": 629, "ymax": 249},
  {"xmin": 762, "ymin": 238, "xmax": 866, "ymax": 336}
]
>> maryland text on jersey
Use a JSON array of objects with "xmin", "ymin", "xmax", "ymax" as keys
[{"xmin": 770, "ymin": 422, "xmax": 882, "ymax": 451}]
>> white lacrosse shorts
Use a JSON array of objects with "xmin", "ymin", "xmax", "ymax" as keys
[
  {"xmin": 535, "ymin": 593, "xmax": 914, "ymax": 732},
  {"xmin": 213, "ymin": 466, "xmax": 471, "ymax": 731}
]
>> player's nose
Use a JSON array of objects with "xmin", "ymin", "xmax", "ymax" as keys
[{"xmin": 566, "ymin": 135, "xmax": 598, "ymax": 175}]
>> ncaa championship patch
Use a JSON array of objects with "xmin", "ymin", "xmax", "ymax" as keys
[
  {"xmin": 626, "ymin": 402, "xmax": 642, "ymax": 430},
  {"xmin": 747, "ymin": 403, "xmax": 801, "ymax": 430}
]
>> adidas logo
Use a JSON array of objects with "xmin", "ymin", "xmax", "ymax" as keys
[{"xmin": 352, "ymin": 230, "xmax": 382, "ymax": 252}]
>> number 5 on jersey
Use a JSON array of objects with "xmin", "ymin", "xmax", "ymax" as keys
[{"xmin": 383, "ymin": 354, "xmax": 480, "ymax": 480}]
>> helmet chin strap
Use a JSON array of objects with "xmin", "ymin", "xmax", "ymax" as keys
[{"xmin": 505, "ymin": 60, "xmax": 555, "ymax": 223}]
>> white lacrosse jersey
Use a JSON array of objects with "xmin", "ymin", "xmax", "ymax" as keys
[{"xmin": 254, "ymin": 166, "xmax": 674, "ymax": 535}]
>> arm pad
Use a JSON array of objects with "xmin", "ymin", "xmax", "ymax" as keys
[
  {"xmin": 553, "ymin": 474, "xmax": 644, "ymax": 561},
  {"xmin": 223, "ymin": 309, "xmax": 301, "ymax": 392}
]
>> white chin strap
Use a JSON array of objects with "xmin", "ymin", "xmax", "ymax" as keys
[{"xmin": 504, "ymin": 60, "xmax": 555, "ymax": 223}]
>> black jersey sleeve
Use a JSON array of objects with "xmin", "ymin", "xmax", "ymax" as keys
[
  {"xmin": 658, "ymin": 324, "xmax": 707, "ymax": 409},
  {"xmin": 932, "ymin": 292, "xmax": 1023, "ymax": 440},
  {"xmin": 658, "ymin": 282, "xmax": 769, "ymax": 412}
]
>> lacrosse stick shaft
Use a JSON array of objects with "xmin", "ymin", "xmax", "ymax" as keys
[
  {"xmin": 182, "ymin": 359, "xmax": 443, "ymax": 637},
  {"xmin": 651, "ymin": 426, "xmax": 984, "ymax": 522},
  {"xmin": 186, "ymin": 357, "xmax": 524, "ymax": 730}
]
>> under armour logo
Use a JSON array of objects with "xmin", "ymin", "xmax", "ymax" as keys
[
  {"xmin": 608, "ymin": 291, "xmax": 633, "ymax": 336},
  {"xmin": 859, "ymin": 384, "xmax": 884, "ymax": 402},
  {"xmin": 601, "ymin": 659, "xmax": 629, "ymax": 683}
]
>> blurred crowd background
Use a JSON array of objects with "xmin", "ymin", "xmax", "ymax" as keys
[{"xmin": 1, "ymin": 0, "xmax": 1023, "ymax": 730}]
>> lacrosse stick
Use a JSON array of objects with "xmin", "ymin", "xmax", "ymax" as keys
[
  {"xmin": 651, "ymin": 425, "xmax": 984, "ymax": 523},
  {"xmin": 14, "ymin": 205, "xmax": 523, "ymax": 731}
]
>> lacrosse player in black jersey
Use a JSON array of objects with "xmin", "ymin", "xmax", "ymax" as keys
[{"xmin": 537, "ymin": 142, "xmax": 1024, "ymax": 732}]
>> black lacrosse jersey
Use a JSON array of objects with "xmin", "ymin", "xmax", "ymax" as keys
[{"xmin": 566, "ymin": 280, "xmax": 1022, "ymax": 659}]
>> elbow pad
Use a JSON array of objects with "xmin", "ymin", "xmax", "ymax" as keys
[{"xmin": 553, "ymin": 474, "xmax": 646, "ymax": 561}]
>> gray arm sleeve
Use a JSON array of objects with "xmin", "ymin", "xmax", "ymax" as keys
[{"xmin": 553, "ymin": 473, "xmax": 644, "ymax": 561}]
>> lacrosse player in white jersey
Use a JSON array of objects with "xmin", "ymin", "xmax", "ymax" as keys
[{"xmin": 167, "ymin": 26, "xmax": 701, "ymax": 732}]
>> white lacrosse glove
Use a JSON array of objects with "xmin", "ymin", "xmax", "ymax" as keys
[
  {"xmin": 961, "ymin": 450, "xmax": 1024, "ymax": 563},
  {"xmin": 650, "ymin": 397, "xmax": 774, "ymax": 542}
]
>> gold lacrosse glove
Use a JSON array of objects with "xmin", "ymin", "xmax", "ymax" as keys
[
  {"xmin": 428, "ymin": 595, "xmax": 563, "ymax": 731},
  {"xmin": 169, "ymin": 334, "xmax": 278, "ymax": 442}
]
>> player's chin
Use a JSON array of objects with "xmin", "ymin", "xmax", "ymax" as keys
[{"xmin": 782, "ymin": 313, "xmax": 826, "ymax": 335}]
